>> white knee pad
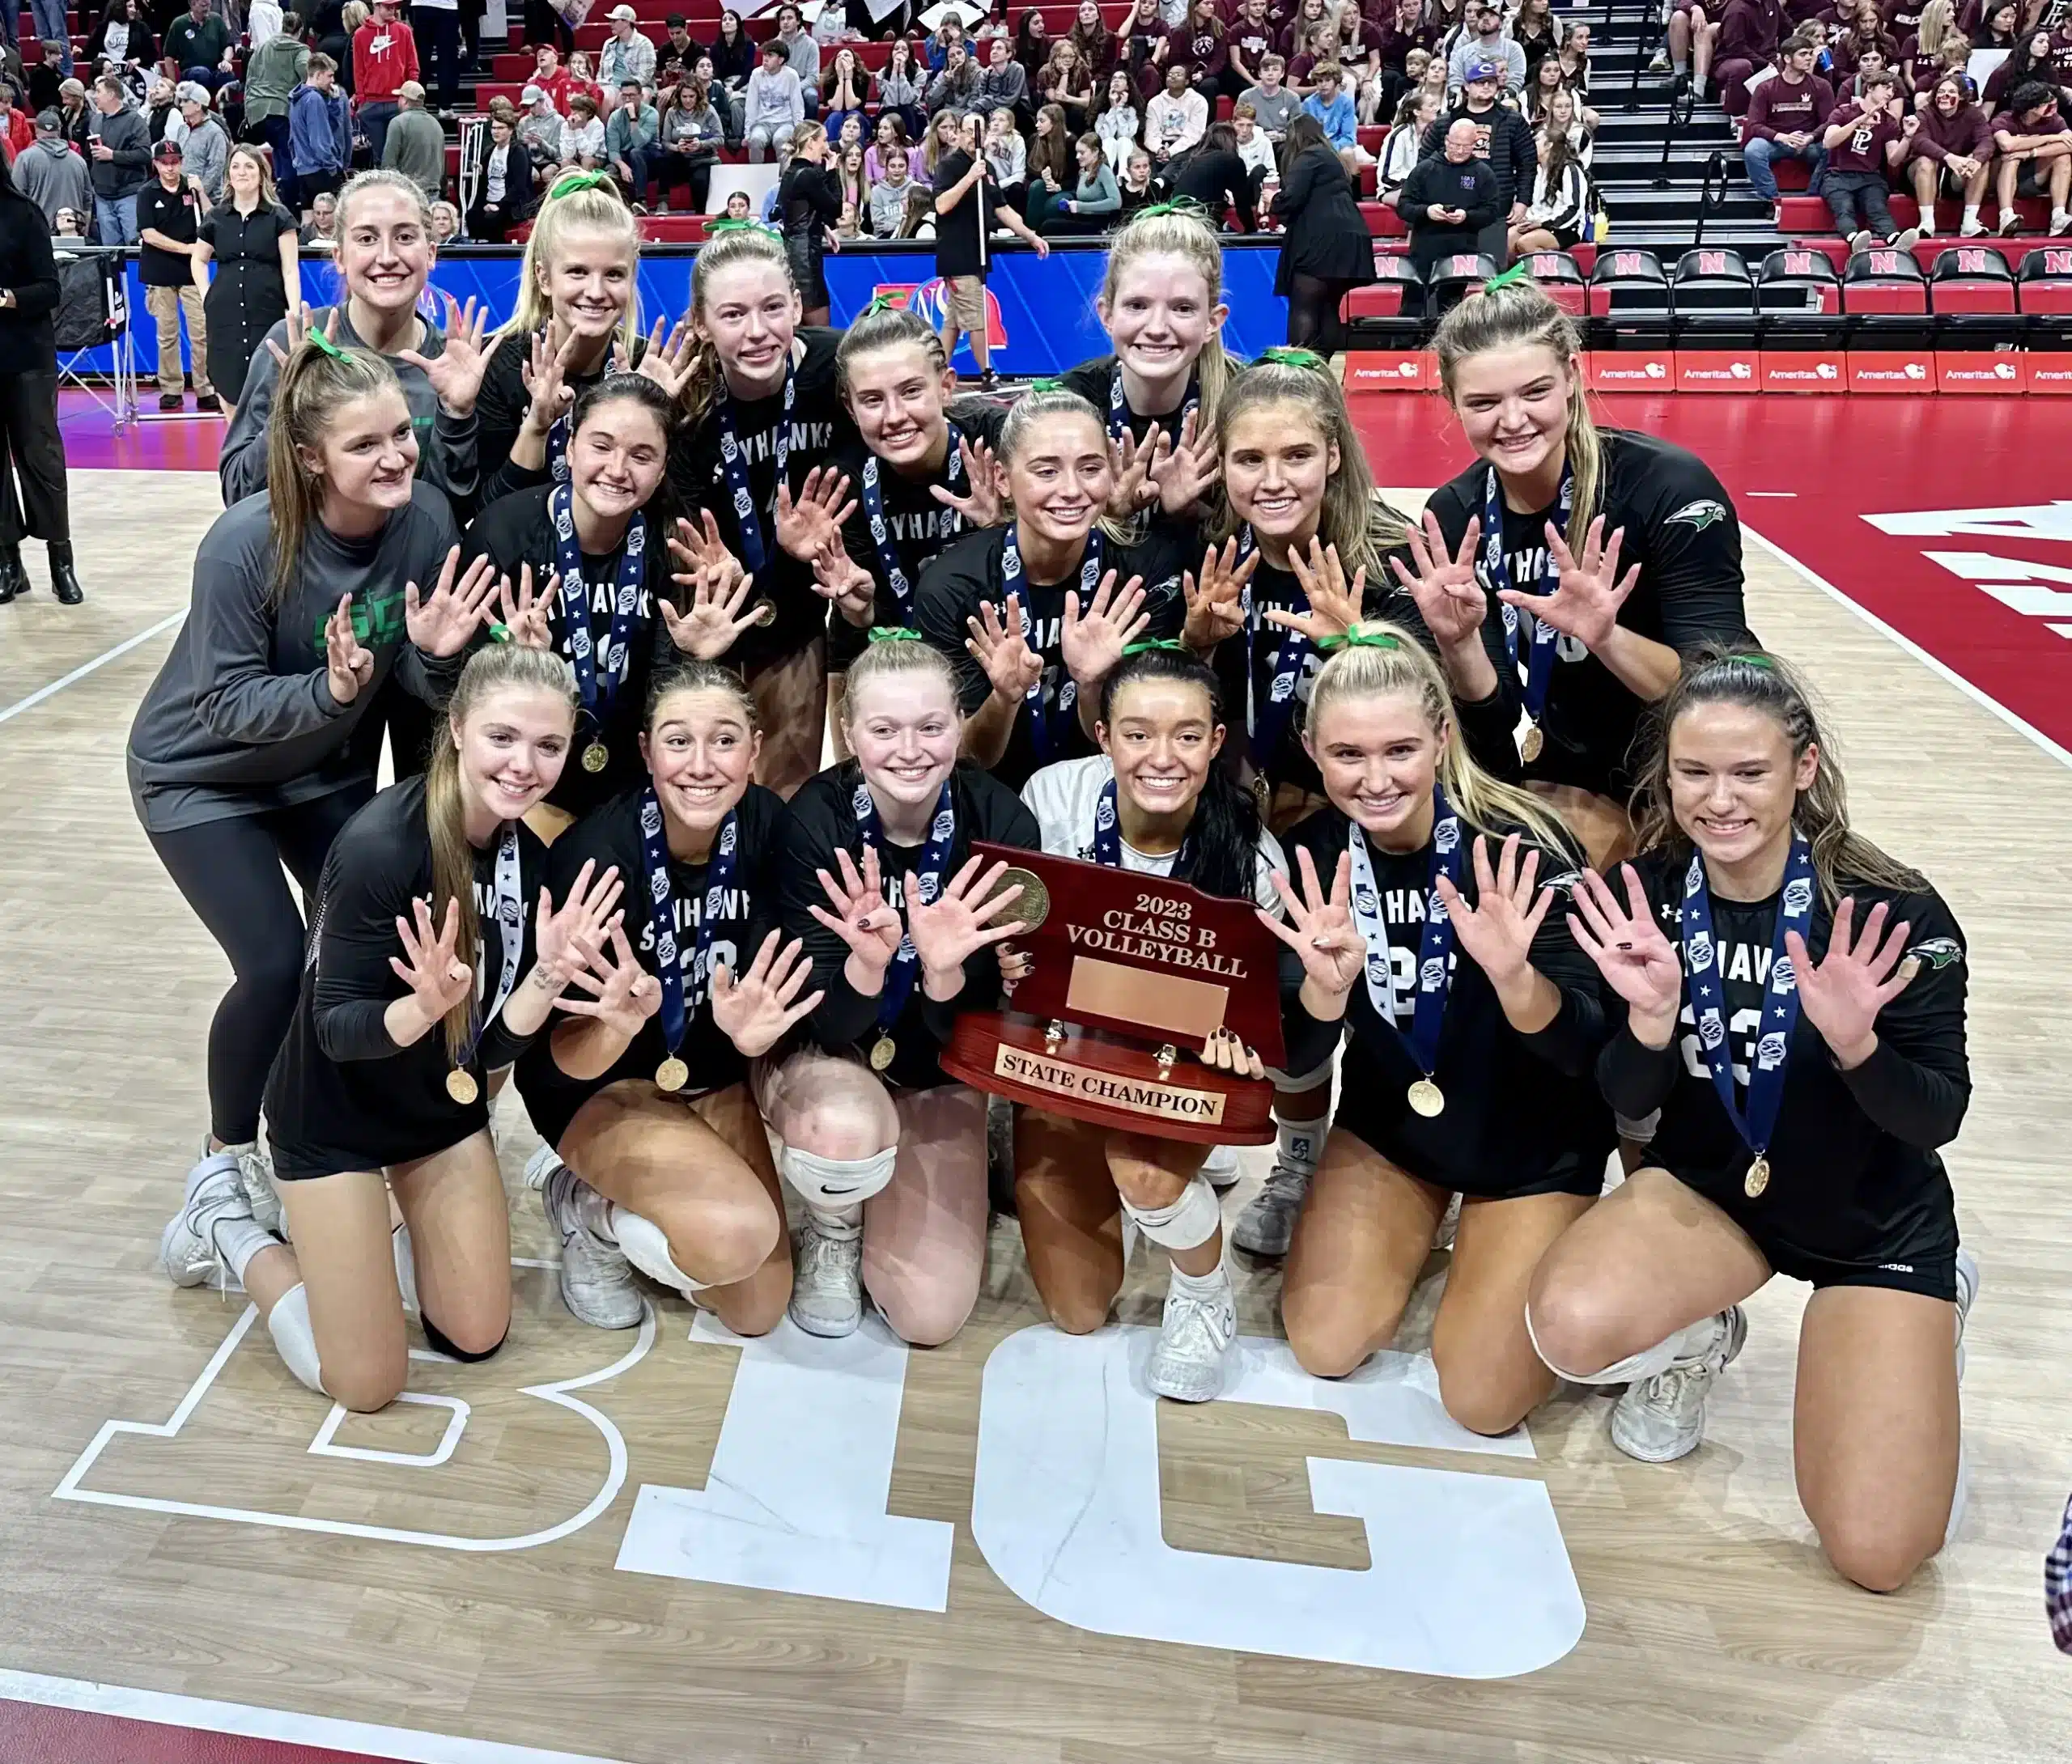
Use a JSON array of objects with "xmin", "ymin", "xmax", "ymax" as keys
[
  {"xmin": 1121, "ymin": 1172, "xmax": 1223, "ymax": 1253},
  {"xmin": 392, "ymin": 1222, "xmax": 418, "ymax": 1315},
  {"xmin": 614, "ymin": 1208, "xmax": 710, "ymax": 1295},
  {"xmin": 266, "ymin": 1283, "xmax": 329, "ymax": 1397},
  {"xmin": 1524, "ymin": 1300, "xmax": 1680, "ymax": 1385},
  {"xmin": 779, "ymin": 1143, "xmax": 898, "ymax": 1211}
]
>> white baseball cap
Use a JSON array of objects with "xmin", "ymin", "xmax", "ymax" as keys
[{"xmin": 607, "ymin": 4, "xmax": 639, "ymax": 18}]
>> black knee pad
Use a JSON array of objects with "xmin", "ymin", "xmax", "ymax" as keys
[{"xmin": 421, "ymin": 1312, "xmax": 508, "ymax": 1363}]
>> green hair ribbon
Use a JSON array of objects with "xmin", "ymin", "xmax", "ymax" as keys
[
  {"xmin": 1135, "ymin": 197, "xmax": 1208, "ymax": 221},
  {"xmin": 487, "ymin": 622, "xmax": 513, "ymax": 644},
  {"xmin": 1121, "ymin": 638, "xmax": 1188, "ymax": 658},
  {"xmin": 868, "ymin": 625, "xmax": 926, "ymax": 644},
  {"xmin": 1258, "ymin": 346, "xmax": 1327, "ymax": 371},
  {"xmin": 1315, "ymin": 629, "xmax": 1403, "ymax": 654},
  {"xmin": 861, "ymin": 292, "xmax": 904, "ymax": 317},
  {"xmin": 1482, "ymin": 261, "xmax": 1534, "ymax": 295},
  {"xmin": 707, "ymin": 216, "xmax": 778, "ymax": 238},
  {"xmin": 1030, "ymin": 376, "xmax": 1065, "ymax": 392},
  {"xmin": 1726, "ymin": 651, "xmax": 1775, "ymax": 671},
  {"xmin": 546, "ymin": 168, "xmax": 614, "ymax": 201},
  {"xmin": 304, "ymin": 323, "xmax": 350, "ymax": 362}
]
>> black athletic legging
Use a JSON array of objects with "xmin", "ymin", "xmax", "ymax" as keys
[
  {"xmin": 1285, "ymin": 271, "xmax": 1352, "ymax": 358},
  {"xmin": 146, "ymin": 785, "xmax": 372, "ymax": 1148}
]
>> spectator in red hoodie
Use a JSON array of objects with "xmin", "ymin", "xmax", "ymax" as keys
[
  {"xmin": 1741, "ymin": 28, "xmax": 1833, "ymax": 200},
  {"xmin": 353, "ymin": 0, "xmax": 418, "ymax": 167},
  {"xmin": 1819, "ymin": 67, "xmax": 1919, "ymax": 247},
  {"xmin": 1713, "ymin": 0, "xmax": 1783, "ymax": 115},
  {"xmin": 530, "ymin": 43, "xmax": 575, "ymax": 113},
  {"xmin": 1906, "ymin": 74, "xmax": 1993, "ymax": 232}
]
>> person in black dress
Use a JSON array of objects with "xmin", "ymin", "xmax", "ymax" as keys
[
  {"xmin": 778, "ymin": 120, "xmax": 843, "ymax": 327},
  {"xmin": 1168, "ymin": 119, "xmax": 1259, "ymax": 229},
  {"xmin": 193, "ymin": 142, "xmax": 303, "ymax": 415},
  {"xmin": 1269, "ymin": 112, "xmax": 1376, "ymax": 354},
  {"xmin": 0, "ymin": 149, "xmax": 82, "ymax": 604}
]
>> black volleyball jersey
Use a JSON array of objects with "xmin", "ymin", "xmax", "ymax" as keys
[
  {"xmin": 461, "ymin": 486, "xmax": 682, "ymax": 818},
  {"xmin": 826, "ymin": 398, "xmax": 1008, "ymax": 671},
  {"xmin": 1059, "ymin": 354, "xmax": 1203, "ymax": 449},
  {"xmin": 665, "ymin": 328, "xmax": 854, "ymax": 668},
  {"xmin": 473, "ymin": 326, "xmax": 646, "ymax": 509},
  {"xmin": 1418, "ymin": 429, "xmax": 1751, "ymax": 799},
  {"xmin": 516, "ymin": 783, "xmax": 786, "ymax": 1147},
  {"xmin": 1279, "ymin": 805, "xmax": 1614, "ymax": 1195},
  {"xmin": 776, "ymin": 760, "xmax": 1040, "ymax": 1091},
  {"xmin": 1598, "ymin": 848, "xmax": 1968, "ymax": 1262},
  {"xmin": 915, "ymin": 516, "xmax": 1195, "ymax": 791},
  {"xmin": 265, "ymin": 777, "xmax": 549, "ymax": 1178}
]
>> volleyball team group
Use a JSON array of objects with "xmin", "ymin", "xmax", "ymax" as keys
[{"xmin": 127, "ymin": 161, "xmax": 1973, "ymax": 1599}]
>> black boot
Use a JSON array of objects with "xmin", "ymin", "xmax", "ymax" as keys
[
  {"xmin": 49, "ymin": 541, "xmax": 84, "ymax": 606},
  {"xmin": 0, "ymin": 542, "xmax": 23, "ymax": 604}
]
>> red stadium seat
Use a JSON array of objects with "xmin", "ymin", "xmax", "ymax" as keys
[
  {"xmin": 639, "ymin": 214, "xmax": 709, "ymax": 242},
  {"xmin": 1928, "ymin": 245, "xmax": 2016, "ymax": 314},
  {"xmin": 2018, "ymin": 245, "xmax": 2072, "ymax": 314},
  {"xmin": 1841, "ymin": 247, "xmax": 1929, "ymax": 315},
  {"xmin": 1522, "ymin": 248, "xmax": 1586, "ymax": 316}
]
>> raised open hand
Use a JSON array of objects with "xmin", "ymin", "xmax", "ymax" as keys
[
  {"xmin": 1437, "ymin": 833, "xmax": 1552, "ymax": 990},
  {"xmin": 810, "ymin": 537, "xmax": 878, "ymax": 628},
  {"xmin": 398, "ymin": 294, "xmax": 492, "ymax": 418},
  {"xmin": 520, "ymin": 325, "xmax": 584, "ymax": 438},
  {"xmin": 1265, "ymin": 536, "xmax": 1368, "ymax": 646},
  {"xmin": 808, "ymin": 846, "xmax": 906, "ymax": 977},
  {"xmin": 775, "ymin": 465, "xmax": 857, "ymax": 562},
  {"xmin": 1106, "ymin": 424, "xmax": 1161, "ymax": 518},
  {"xmin": 1784, "ymin": 895, "xmax": 1915, "ymax": 1066},
  {"xmin": 1060, "ymin": 569, "xmax": 1149, "ymax": 688},
  {"xmin": 323, "ymin": 594, "xmax": 376, "ymax": 706},
  {"xmin": 556, "ymin": 922, "xmax": 662, "ymax": 1041},
  {"xmin": 265, "ymin": 300, "xmax": 339, "ymax": 367},
  {"xmin": 531, "ymin": 859, "xmax": 626, "ymax": 999},
  {"xmin": 1386, "ymin": 508, "xmax": 1489, "ymax": 649},
  {"xmin": 390, "ymin": 895, "xmax": 475, "ymax": 1022},
  {"xmin": 623, "ymin": 312, "xmax": 697, "ymax": 398},
  {"xmin": 1498, "ymin": 514, "xmax": 1640, "ymax": 652},
  {"xmin": 905, "ymin": 854, "xmax": 1024, "ymax": 978},
  {"xmin": 1148, "ymin": 409, "xmax": 1221, "ymax": 515},
  {"xmin": 495, "ymin": 563, "xmax": 554, "ymax": 649},
  {"xmin": 710, "ymin": 928, "xmax": 826, "ymax": 1058},
  {"xmin": 1182, "ymin": 536, "xmax": 1255, "ymax": 651},
  {"xmin": 929, "ymin": 433, "xmax": 1004, "ymax": 528},
  {"xmin": 966, "ymin": 593, "xmax": 1044, "ymax": 702},
  {"xmin": 1566, "ymin": 864, "xmax": 1684, "ymax": 1035},
  {"xmin": 405, "ymin": 546, "xmax": 502, "ymax": 656},
  {"xmin": 1258, "ymin": 845, "xmax": 1364, "ymax": 998},
  {"xmin": 668, "ymin": 509, "xmax": 748, "ymax": 604},
  {"xmin": 660, "ymin": 566, "xmax": 762, "ymax": 659}
]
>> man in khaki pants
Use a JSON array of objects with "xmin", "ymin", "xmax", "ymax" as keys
[{"xmin": 134, "ymin": 138, "xmax": 219, "ymax": 413}]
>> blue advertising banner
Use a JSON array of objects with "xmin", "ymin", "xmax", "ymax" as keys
[{"xmin": 88, "ymin": 240, "xmax": 1289, "ymax": 381}]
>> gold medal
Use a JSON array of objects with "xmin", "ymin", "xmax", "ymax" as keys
[
  {"xmin": 581, "ymin": 740, "xmax": 609, "ymax": 774},
  {"xmin": 655, "ymin": 1056, "xmax": 689, "ymax": 1092},
  {"xmin": 1250, "ymin": 773, "xmax": 1273, "ymax": 819},
  {"xmin": 751, "ymin": 600, "xmax": 776, "ymax": 627},
  {"xmin": 1407, "ymin": 1077, "xmax": 1445, "ymax": 1117},
  {"xmin": 869, "ymin": 1034, "xmax": 897, "ymax": 1072},
  {"xmin": 1521, "ymin": 724, "xmax": 1545, "ymax": 763},
  {"xmin": 989, "ymin": 866, "xmax": 1051, "ymax": 931},
  {"xmin": 446, "ymin": 1066, "xmax": 480, "ymax": 1105},
  {"xmin": 1744, "ymin": 1154, "xmax": 1770, "ymax": 1199}
]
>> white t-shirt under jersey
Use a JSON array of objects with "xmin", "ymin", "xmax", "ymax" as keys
[{"xmin": 1020, "ymin": 755, "xmax": 1288, "ymax": 914}]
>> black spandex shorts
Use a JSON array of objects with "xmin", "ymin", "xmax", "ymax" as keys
[
  {"xmin": 1667, "ymin": 1172, "xmax": 1960, "ymax": 1302},
  {"xmin": 1331, "ymin": 1093, "xmax": 1607, "ymax": 1202}
]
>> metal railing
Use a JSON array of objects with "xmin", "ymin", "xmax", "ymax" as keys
[
  {"xmin": 1652, "ymin": 79, "xmax": 1696, "ymax": 187},
  {"xmin": 1693, "ymin": 149, "xmax": 1729, "ymax": 245}
]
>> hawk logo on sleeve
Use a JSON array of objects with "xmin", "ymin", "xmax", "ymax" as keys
[
  {"xmin": 1905, "ymin": 936, "xmax": 1963, "ymax": 972},
  {"xmin": 1666, "ymin": 498, "xmax": 1728, "ymax": 530}
]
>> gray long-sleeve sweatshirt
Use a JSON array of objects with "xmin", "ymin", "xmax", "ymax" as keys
[
  {"xmin": 219, "ymin": 303, "xmax": 481, "ymax": 512},
  {"xmin": 126, "ymin": 481, "xmax": 461, "ymax": 833}
]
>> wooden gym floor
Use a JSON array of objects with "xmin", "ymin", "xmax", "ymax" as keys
[{"xmin": 1, "ymin": 405, "xmax": 2069, "ymax": 1764}]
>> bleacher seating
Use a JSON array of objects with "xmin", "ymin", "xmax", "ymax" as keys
[
  {"xmin": 1588, "ymin": 248, "xmax": 1668, "ymax": 317},
  {"xmin": 1757, "ymin": 246, "xmax": 1841, "ymax": 315},
  {"xmin": 1841, "ymin": 248, "xmax": 1929, "ymax": 316},
  {"xmin": 1522, "ymin": 249, "xmax": 1587, "ymax": 317},
  {"xmin": 1929, "ymin": 247, "xmax": 2017, "ymax": 316},
  {"xmin": 2016, "ymin": 247, "xmax": 2072, "ymax": 315}
]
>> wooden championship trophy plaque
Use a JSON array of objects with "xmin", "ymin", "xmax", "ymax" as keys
[{"xmin": 939, "ymin": 842, "xmax": 1288, "ymax": 1146}]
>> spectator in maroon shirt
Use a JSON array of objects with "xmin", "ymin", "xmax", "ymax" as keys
[
  {"xmin": 1168, "ymin": 0, "xmax": 1232, "ymax": 100},
  {"xmin": 1743, "ymin": 28, "xmax": 1834, "ymax": 198},
  {"xmin": 1907, "ymin": 74, "xmax": 1993, "ymax": 230},
  {"xmin": 1820, "ymin": 70, "xmax": 1919, "ymax": 245},
  {"xmin": 1991, "ymin": 80, "xmax": 2071, "ymax": 233},
  {"xmin": 1981, "ymin": 29, "xmax": 2057, "ymax": 110},
  {"xmin": 1714, "ymin": 0, "xmax": 1784, "ymax": 114}
]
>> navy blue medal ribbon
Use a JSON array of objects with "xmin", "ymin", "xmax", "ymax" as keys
[
  {"xmin": 860, "ymin": 419, "xmax": 963, "ymax": 625},
  {"xmin": 1481, "ymin": 460, "xmax": 1571, "ymax": 760},
  {"xmin": 1001, "ymin": 519, "xmax": 1105, "ymax": 766},
  {"xmin": 1234, "ymin": 524, "xmax": 1313, "ymax": 782},
  {"xmin": 1107, "ymin": 361, "xmax": 1199, "ymax": 447},
  {"xmin": 1091, "ymin": 774, "xmax": 1195, "ymax": 875},
  {"xmin": 851, "ymin": 775, "xmax": 956, "ymax": 1071},
  {"xmin": 1679, "ymin": 834, "xmax": 1815, "ymax": 1198},
  {"xmin": 716, "ymin": 358, "xmax": 796, "ymax": 574},
  {"xmin": 639, "ymin": 788, "xmax": 738, "ymax": 1091},
  {"xmin": 551, "ymin": 480, "xmax": 647, "ymax": 774}
]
